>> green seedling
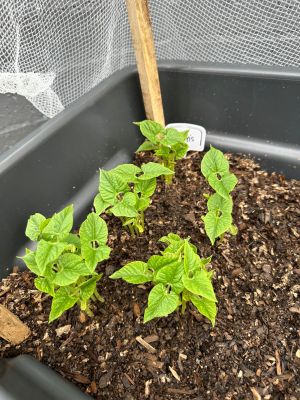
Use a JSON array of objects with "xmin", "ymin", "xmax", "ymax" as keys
[
  {"xmin": 20, "ymin": 205, "xmax": 111, "ymax": 322},
  {"xmin": 201, "ymin": 146, "xmax": 238, "ymax": 245},
  {"xmin": 135, "ymin": 120, "xmax": 189, "ymax": 183},
  {"xmin": 110, "ymin": 233, "xmax": 217, "ymax": 325},
  {"xmin": 94, "ymin": 162, "xmax": 173, "ymax": 235}
]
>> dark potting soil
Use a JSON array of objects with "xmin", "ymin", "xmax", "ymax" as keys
[{"xmin": 0, "ymin": 152, "xmax": 299, "ymax": 400}]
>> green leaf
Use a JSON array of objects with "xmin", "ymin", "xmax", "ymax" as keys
[
  {"xmin": 136, "ymin": 140, "xmax": 156, "ymax": 152},
  {"xmin": 136, "ymin": 196, "xmax": 150, "ymax": 211},
  {"xmin": 80, "ymin": 213, "xmax": 108, "ymax": 247},
  {"xmin": 79, "ymin": 213, "xmax": 110, "ymax": 271},
  {"xmin": 190, "ymin": 294, "xmax": 217, "ymax": 326},
  {"xmin": 49, "ymin": 287, "xmax": 78, "ymax": 322},
  {"xmin": 110, "ymin": 261, "xmax": 153, "ymax": 284},
  {"xmin": 160, "ymin": 233, "xmax": 185, "ymax": 255},
  {"xmin": 139, "ymin": 162, "xmax": 174, "ymax": 180},
  {"xmin": 173, "ymin": 142, "xmax": 189, "ymax": 160},
  {"xmin": 147, "ymin": 255, "xmax": 179, "ymax": 272},
  {"xmin": 201, "ymin": 146, "xmax": 229, "ymax": 178},
  {"xmin": 34, "ymin": 277, "xmax": 55, "ymax": 296},
  {"xmin": 110, "ymin": 202, "xmax": 137, "ymax": 218},
  {"xmin": 81, "ymin": 245, "xmax": 111, "ymax": 272},
  {"xmin": 151, "ymin": 255, "xmax": 181, "ymax": 271},
  {"xmin": 94, "ymin": 193, "xmax": 110, "ymax": 214},
  {"xmin": 110, "ymin": 192, "xmax": 138, "ymax": 218},
  {"xmin": 165, "ymin": 128, "xmax": 189, "ymax": 145},
  {"xmin": 154, "ymin": 261, "xmax": 184, "ymax": 294},
  {"xmin": 21, "ymin": 250, "xmax": 43, "ymax": 276},
  {"xmin": 40, "ymin": 218, "xmax": 51, "ymax": 231},
  {"xmin": 35, "ymin": 240, "xmax": 66, "ymax": 275},
  {"xmin": 182, "ymin": 269, "xmax": 217, "ymax": 302},
  {"xmin": 135, "ymin": 178, "xmax": 156, "ymax": 197},
  {"xmin": 99, "ymin": 169, "xmax": 129, "ymax": 203},
  {"xmin": 155, "ymin": 145, "xmax": 170, "ymax": 158},
  {"xmin": 25, "ymin": 213, "xmax": 46, "ymax": 241},
  {"xmin": 203, "ymin": 210, "xmax": 232, "ymax": 245},
  {"xmin": 54, "ymin": 253, "xmax": 90, "ymax": 286},
  {"xmin": 42, "ymin": 205, "xmax": 73, "ymax": 240},
  {"xmin": 207, "ymin": 193, "xmax": 233, "ymax": 214},
  {"xmin": 183, "ymin": 241, "xmax": 202, "ymax": 275},
  {"xmin": 112, "ymin": 164, "xmax": 141, "ymax": 182},
  {"xmin": 144, "ymin": 283, "xmax": 179, "ymax": 323},
  {"xmin": 79, "ymin": 275, "xmax": 102, "ymax": 309},
  {"xmin": 43, "ymin": 264, "xmax": 56, "ymax": 281},
  {"xmin": 122, "ymin": 192, "xmax": 137, "ymax": 206},
  {"xmin": 208, "ymin": 172, "xmax": 237, "ymax": 198},
  {"xmin": 135, "ymin": 120, "xmax": 164, "ymax": 143},
  {"xmin": 65, "ymin": 233, "xmax": 81, "ymax": 250},
  {"xmin": 159, "ymin": 233, "xmax": 181, "ymax": 245}
]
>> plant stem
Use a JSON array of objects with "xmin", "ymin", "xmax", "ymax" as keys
[
  {"xmin": 128, "ymin": 223, "xmax": 135, "ymax": 236},
  {"xmin": 181, "ymin": 299, "xmax": 187, "ymax": 314},
  {"xmin": 134, "ymin": 224, "xmax": 140, "ymax": 236},
  {"xmin": 165, "ymin": 173, "xmax": 173, "ymax": 184},
  {"xmin": 140, "ymin": 211, "xmax": 145, "ymax": 232},
  {"xmin": 94, "ymin": 288, "xmax": 104, "ymax": 302},
  {"xmin": 85, "ymin": 305, "xmax": 94, "ymax": 317},
  {"xmin": 164, "ymin": 153, "xmax": 175, "ymax": 184}
]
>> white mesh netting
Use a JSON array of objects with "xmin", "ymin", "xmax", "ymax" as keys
[{"xmin": 1, "ymin": 0, "xmax": 300, "ymax": 118}]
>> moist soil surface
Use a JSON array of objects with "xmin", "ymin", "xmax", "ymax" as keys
[{"xmin": 0, "ymin": 152, "xmax": 299, "ymax": 400}]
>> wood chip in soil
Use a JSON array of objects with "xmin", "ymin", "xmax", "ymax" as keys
[{"xmin": 0, "ymin": 152, "xmax": 299, "ymax": 400}]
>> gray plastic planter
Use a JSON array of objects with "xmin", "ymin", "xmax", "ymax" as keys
[{"xmin": 0, "ymin": 62, "xmax": 299, "ymax": 399}]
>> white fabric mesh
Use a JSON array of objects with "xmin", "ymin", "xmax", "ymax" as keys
[{"xmin": 0, "ymin": 0, "xmax": 300, "ymax": 118}]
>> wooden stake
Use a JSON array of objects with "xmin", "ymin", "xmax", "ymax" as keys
[
  {"xmin": 126, "ymin": 0, "xmax": 165, "ymax": 125},
  {"xmin": 0, "ymin": 304, "xmax": 31, "ymax": 345}
]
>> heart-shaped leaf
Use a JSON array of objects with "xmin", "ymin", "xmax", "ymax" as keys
[
  {"xmin": 144, "ymin": 284, "xmax": 179, "ymax": 322},
  {"xmin": 110, "ymin": 261, "xmax": 153, "ymax": 284}
]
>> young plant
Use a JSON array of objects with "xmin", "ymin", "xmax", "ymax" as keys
[
  {"xmin": 200, "ymin": 146, "xmax": 238, "ymax": 245},
  {"xmin": 20, "ymin": 205, "xmax": 111, "ymax": 322},
  {"xmin": 135, "ymin": 120, "xmax": 189, "ymax": 183},
  {"xmin": 93, "ymin": 162, "xmax": 173, "ymax": 235},
  {"xmin": 110, "ymin": 233, "xmax": 217, "ymax": 325}
]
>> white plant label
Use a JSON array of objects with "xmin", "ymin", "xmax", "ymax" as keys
[{"xmin": 166, "ymin": 123, "xmax": 206, "ymax": 152}]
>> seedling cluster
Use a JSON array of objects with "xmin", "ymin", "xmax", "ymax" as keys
[
  {"xmin": 111, "ymin": 233, "xmax": 217, "ymax": 325},
  {"xmin": 22, "ymin": 120, "xmax": 237, "ymax": 324},
  {"xmin": 93, "ymin": 162, "xmax": 173, "ymax": 235},
  {"xmin": 21, "ymin": 206, "xmax": 110, "ymax": 321},
  {"xmin": 136, "ymin": 120, "xmax": 189, "ymax": 183},
  {"xmin": 201, "ymin": 146, "xmax": 238, "ymax": 245}
]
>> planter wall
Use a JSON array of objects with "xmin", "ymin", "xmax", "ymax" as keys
[
  {"xmin": 0, "ymin": 62, "xmax": 299, "ymax": 398},
  {"xmin": 0, "ymin": 355, "xmax": 89, "ymax": 400}
]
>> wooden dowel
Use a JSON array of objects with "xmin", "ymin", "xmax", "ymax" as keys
[{"xmin": 126, "ymin": 0, "xmax": 165, "ymax": 125}]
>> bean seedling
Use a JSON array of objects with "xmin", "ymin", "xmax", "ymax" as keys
[
  {"xmin": 135, "ymin": 120, "xmax": 189, "ymax": 183},
  {"xmin": 94, "ymin": 162, "xmax": 173, "ymax": 235},
  {"xmin": 110, "ymin": 233, "xmax": 217, "ymax": 325},
  {"xmin": 201, "ymin": 146, "xmax": 238, "ymax": 244},
  {"xmin": 20, "ymin": 205, "xmax": 110, "ymax": 322}
]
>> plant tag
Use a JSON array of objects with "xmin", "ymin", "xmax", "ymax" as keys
[{"xmin": 166, "ymin": 123, "xmax": 206, "ymax": 152}]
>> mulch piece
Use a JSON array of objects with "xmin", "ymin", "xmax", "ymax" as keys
[{"xmin": 0, "ymin": 152, "xmax": 299, "ymax": 400}]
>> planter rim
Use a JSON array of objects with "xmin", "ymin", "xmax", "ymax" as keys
[{"xmin": 158, "ymin": 60, "xmax": 300, "ymax": 79}]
